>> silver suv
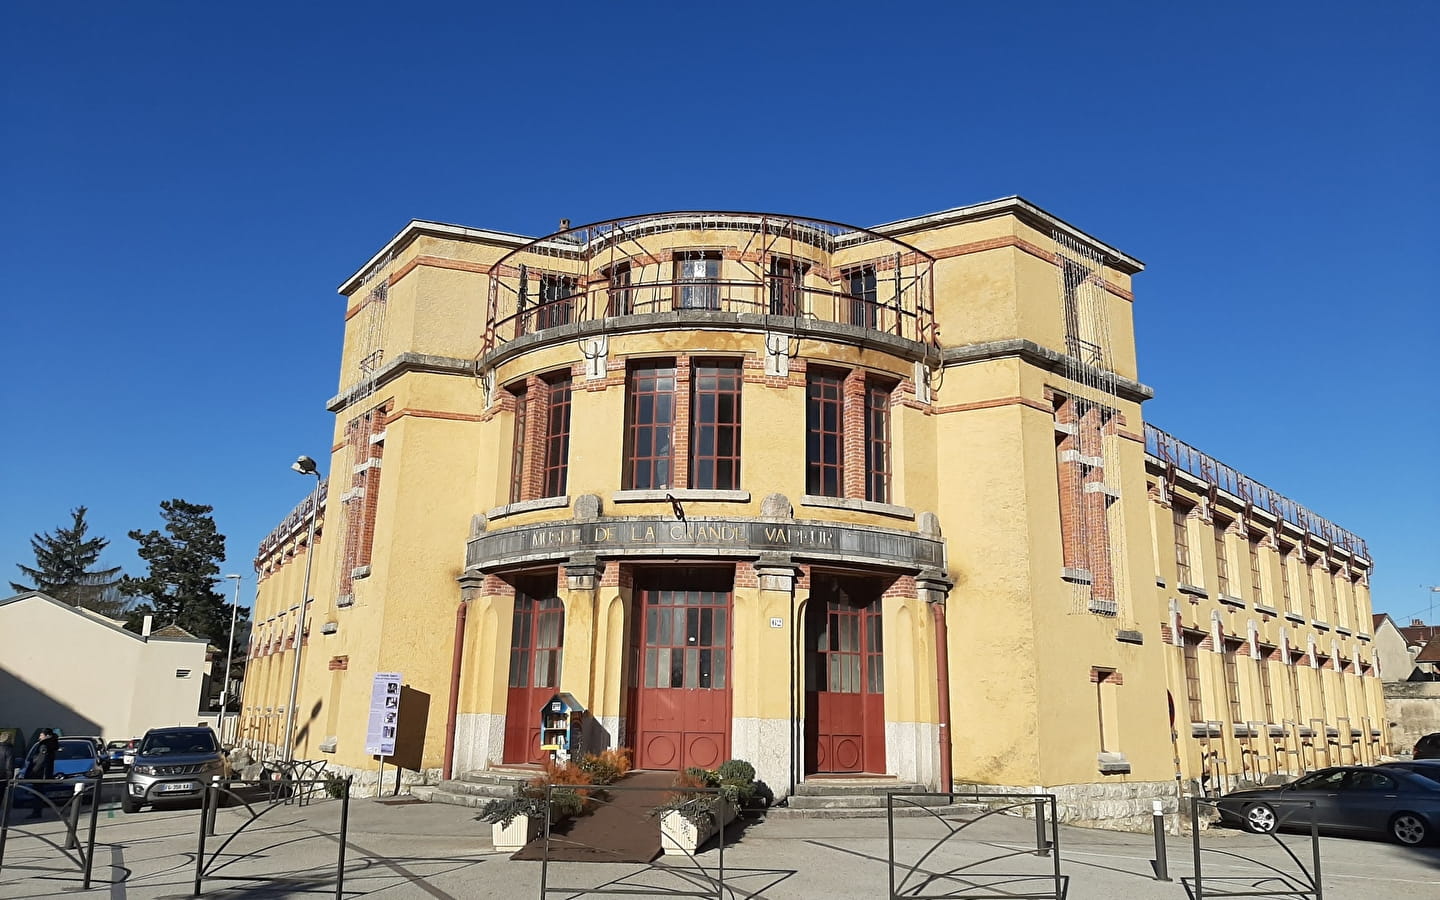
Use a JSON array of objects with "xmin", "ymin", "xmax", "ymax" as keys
[{"xmin": 123, "ymin": 726, "xmax": 230, "ymax": 813}]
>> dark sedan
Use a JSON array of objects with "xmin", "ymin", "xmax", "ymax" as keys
[{"xmin": 1217, "ymin": 765, "xmax": 1440, "ymax": 845}]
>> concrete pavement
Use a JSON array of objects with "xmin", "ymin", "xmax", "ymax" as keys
[{"xmin": 2, "ymin": 791, "xmax": 1438, "ymax": 898}]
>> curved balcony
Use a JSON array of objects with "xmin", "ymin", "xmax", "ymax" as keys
[{"xmin": 479, "ymin": 212, "xmax": 936, "ymax": 358}]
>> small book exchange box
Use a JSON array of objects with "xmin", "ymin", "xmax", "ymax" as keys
[{"xmin": 539, "ymin": 692, "xmax": 586, "ymax": 763}]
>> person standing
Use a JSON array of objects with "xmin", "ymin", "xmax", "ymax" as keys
[
  {"xmin": 0, "ymin": 733, "xmax": 15, "ymax": 783},
  {"xmin": 27, "ymin": 728, "xmax": 59, "ymax": 819}
]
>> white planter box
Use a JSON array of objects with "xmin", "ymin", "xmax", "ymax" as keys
[
  {"xmin": 660, "ymin": 801, "xmax": 736, "ymax": 855},
  {"xmin": 491, "ymin": 814, "xmax": 542, "ymax": 852}
]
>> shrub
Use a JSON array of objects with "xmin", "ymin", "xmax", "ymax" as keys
[
  {"xmin": 656, "ymin": 758, "xmax": 759, "ymax": 826},
  {"xmin": 476, "ymin": 759, "xmax": 596, "ymax": 826},
  {"xmin": 717, "ymin": 760, "xmax": 755, "ymax": 784},
  {"xmin": 477, "ymin": 791, "xmax": 549, "ymax": 828},
  {"xmin": 577, "ymin": 747, "xmax": 633, "ymax": 785}
]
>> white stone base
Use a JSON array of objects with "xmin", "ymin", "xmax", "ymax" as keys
[
  {"xmin": 319, "ymin": 761, "xmax": 443, "ymax": 799},
  {"xmin": 453, "ymin": 713, "xmax": 505, "ymax": 774},
  {"xmin": 731, "ymin": 717, "xmax": 791, "ymax": 801},
  {"xmin": 492, "ymin": 815, "xmax": 542, "ymax": 852},
  {"xmin": 660, "ymin": 801, "xmax": 736, "ymax": 855},
  {"xmin": 952, "ymin": 779, "xmax": 1182, "ymax": 832},
  {"xmin": 886, "ymin": 721, "xmax": 940, "ymax": 789}
]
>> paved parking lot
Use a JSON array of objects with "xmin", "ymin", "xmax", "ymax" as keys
[{"xmin": 2, "ymin": 787, "xmax": 1439, "ymax": 898}]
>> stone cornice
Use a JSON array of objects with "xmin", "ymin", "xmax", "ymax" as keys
[{"xmin": 940, "ymin": 339, "xmax": 1155, "ymax": 403}]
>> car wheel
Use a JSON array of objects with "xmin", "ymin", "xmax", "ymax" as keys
[
  {"xmin": 1243, "ymin": 802, "xmax": 1279, "ymax": 834},
  {"xmin": 1390, "ymin": 812, "xmax": 1429, "ymax": 846},
  {"xmin": 121, "ymin": 794, "xmax": 141, "ymax": 814}
]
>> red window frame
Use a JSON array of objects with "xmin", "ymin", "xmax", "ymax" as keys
[
  {"xmin": 535, "ymin": 274, "xmax": 576, "ymax": 330},
  {"xmin": 624, "ymin": 362, "xmax": 677, "ymax": 490},
  {"xmin": 864, "ymin": 379, "xmax": 893, "ymax": 503},
  {"xmin": 842, "ymin": 265, "xmax": 878, "ymax": 328},
  {"xmin": 815, "ymin": 600, "xmax": 883, "ymax": 694},
  {"xmin": 806, "ymin": 370, "xmax": 845, "ymax": 497},
  {"xmin": 768, "ymin": 256, "xmax": 807, "ymax": 316},
  {"xmin": 673, "ymin": 251, "xmax": 721, "ymax": 310},
  {"xmin": 1213, "ymin": 519, "xmax": 1231, "ymax": 595},
  {"xmin": 691, "ymin": 361, "xmax": 741, "ymax": 491},
  {"xmin": 509, "ymin": 385, "xmax": 528, "ymax": 504},
  {"xmin": 640, "ymin": 584, "xmax": 729, "ymax": 689},
  {"xmin": 606, "ymin": 262, "xmax": 632, "ymax": 316},
  {"xmin": 1173, "ymin": 505, "xmax": 1192, "ymax": 585},
  {"xmin": 508, "ymin": 578, "xmax": 564, "ymax": 690},
  {"xmin": 543, "ymin": 376, "xmax": 572, "ymax": 498}
]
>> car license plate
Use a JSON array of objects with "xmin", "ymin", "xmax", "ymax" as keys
[{"xmin": 161, "ymin": 782, "xmax": 196, "ymax": 792}]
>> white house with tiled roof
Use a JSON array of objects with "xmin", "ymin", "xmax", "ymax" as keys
[{"xmin": 0, "ymin": 591, "xmax": 213, "ymax": 742}]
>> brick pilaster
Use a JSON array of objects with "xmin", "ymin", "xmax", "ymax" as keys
[
  {"xmin": 671, "ymin": 357, "xmax": 691, "ymax": 490},
  {"xmin": 842, "ymin": 369, "xmax": 867, "ymax": 499}
]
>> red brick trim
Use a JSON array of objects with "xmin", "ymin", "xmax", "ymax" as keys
[
  {"xmin": 386, "ymin": 408, "xmax": 487, "ymax": 424},
  {"xmin": 1090, "ymin": 667, "xmax": 1123, "ymax": 684},
  {"xmin": 932, "ymin": 395, "xmax": 1053, "ymax": 416},
  {"xmin": 388, "ymin": 255, "xmax": 495, "ymax": 287}
]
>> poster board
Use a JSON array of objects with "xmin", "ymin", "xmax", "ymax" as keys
[{"xmin": 364, "ymin": 672, "xmax": 403, "ymax": 756}]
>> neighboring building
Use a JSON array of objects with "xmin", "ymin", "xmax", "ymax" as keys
[
  {"xmin": 1374, "ymin": 613, "xmax": 1421, "ymax": 682},
  {"xmin": 240, "ymin": 199, "xmax": 1383, "ymax": 823},
  {"xmin": 0, "ymin": 591, "xmax": 213, "ymax": 741}
]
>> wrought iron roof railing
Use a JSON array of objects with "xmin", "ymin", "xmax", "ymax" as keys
[
  {"xmin": 1145, "ymin": 425, "xmax": 1368, "ymax": 560},
  {"xmin": 479, "ymin": 212, "xmax": 937, "ymax": 359},
  {"xmin": 254, "ymin": 480, "xmax": 327, "ymax": 564}
]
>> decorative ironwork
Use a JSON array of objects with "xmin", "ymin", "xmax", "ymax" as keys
[
  {"xmin": 480, "ymin": 212, "xmax": 937, "ymax": 362},
  {"xmin": 1185, "ymin": 796, "xmax": 1322, "ymax": 900},
  {"xmin": 886, "ymin": 791, "xmax": 1063, "ymax": 900},
  {"xmin": 193, "ymin": 775, "xmax": 352, "ymax": 898},
  {"xmin": 1146, "ymin": 425, "xmax": 1368, "ymax": 560}
]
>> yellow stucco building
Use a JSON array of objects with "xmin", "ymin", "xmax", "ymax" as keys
[{"xmin": 239, "ymin": 199, "xmax": 1382, "ymax": 824}]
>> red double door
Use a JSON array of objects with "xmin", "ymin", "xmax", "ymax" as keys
[
  {"xmin": 630, "ymin": 570, "xmax": 733, "ymax": 771},
  {"xmin": 805, "ymin": 578, "xmax": 886, "ymax": 774},
  {"xmin": 503, "ymin": 576, "xmax": 565, "ymax": 764}
]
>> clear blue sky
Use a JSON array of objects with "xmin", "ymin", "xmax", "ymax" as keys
[{"xmin": 3, "ymin": 3, "xmax": 1436, "ymax": 622}]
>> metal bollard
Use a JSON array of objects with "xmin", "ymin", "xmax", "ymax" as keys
[
  {"xmin": 65, "ymin": 782, "xmax": 84, "ymax": 850},
  {"xmin": 205, "ymin": 776, "xmax": 221, "ymax": 836},
  {"xmin": 1151, "ymin": 799, "xmax": 1171, "ymax": 881},
  {"xmin": 1034, "ymin": 798, "xmax": 1050, "ymax": 856}
]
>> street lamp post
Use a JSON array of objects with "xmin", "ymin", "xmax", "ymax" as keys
[
  {"xmin": 220, "ymin": 573, "xmax": 242, "ymax": 745},
  {"xmin": 283, "ymin": 455, "xmax": 322, "ymax": 762}
]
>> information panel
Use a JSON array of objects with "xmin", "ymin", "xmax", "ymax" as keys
[{"xmin": 364, "ymin": 672, "xmax": 403, "ymax": 756}]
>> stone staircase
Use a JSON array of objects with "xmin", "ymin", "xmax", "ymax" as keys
[
  {"xmin": 409, "ymin": 769, "xmax": 532, "ymax": 809},
  {"xmin": 766, "ymin": 779, "xmax": 986, "ymax": 820}
]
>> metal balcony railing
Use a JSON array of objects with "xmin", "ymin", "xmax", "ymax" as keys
[{"xmin": 1145, "ymin": 424, "xmax": 1368, "ymax": 559}]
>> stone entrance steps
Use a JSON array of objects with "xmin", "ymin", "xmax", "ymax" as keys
[
  {"xmin": 766, "ymin": 779, "xmax": 987, "ymax": 820},
  {"xmin": 409, "ymin": 769, "xmax": 532, "ymax": 809}
]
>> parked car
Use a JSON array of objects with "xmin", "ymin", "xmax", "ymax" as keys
[
  {"xmin": 17, "ymin": 738, "xmax": 104, "ymax": 803},
  {"xmin": 1381, "ymin": 759, "xmax": 1440, "ymax": 784},
  {"xmin": 1217, "ymin": 765, "xmax": 1440, "ymax": 846},
  {"xmin": 102, "ymin": 739, "xmax": 139, "ymax": 771},
  {"xmin": 123, "ymin": 726, "xmax": 230, "ymax": 814},
  {"xmin": 1413, "ymin": 732, "xmax": 1440, "ymax": 760}
]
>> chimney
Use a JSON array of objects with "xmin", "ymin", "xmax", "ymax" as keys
[
  {"xmin": 142, "ymin": 615, "xmax": 154, "ymax": 639},
  {"xmin": 1413, "ymin": 619, "xmax": 1425, "ymax": 627},
  {"xmin": 558, "ymin": 218, "xmax": 570, "ymax": 232}
]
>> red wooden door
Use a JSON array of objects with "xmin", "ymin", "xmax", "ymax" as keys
[
  {"xmin": 806, "ymin": 595, "xmax": 885, "ymax": 773},
  {"xmin": 632, "ymin": 572, "xmax": 732, "ymax": 771},
  {"xmin": 503, "ymin": 578, "xmax": 564, "ymax": 764}
]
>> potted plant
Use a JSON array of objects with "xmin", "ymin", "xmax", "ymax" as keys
[
  {"xmin": 657, "ymin": 759, "xmax": 757, "ymax": 855},
  {"xmin": 478, "ymin": 760, "xmax": 594, "ymax": 852}
]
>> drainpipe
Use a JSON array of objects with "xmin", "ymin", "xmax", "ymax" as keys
[
  {"xmin": 442, "ymin": 598, "xmax": 469, "ymax": 780},
  {"xmin": 931, "ymin": 600, "xmax": 953, "ymax": 791}
]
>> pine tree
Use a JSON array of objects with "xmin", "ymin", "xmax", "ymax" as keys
[
  {"xmin": 120, "ymin": 499, "xmax": 244, "ymax": 646},
  {"xmin": 11, "ymin": 506, "xmax": 128, "ymax": 616}
]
